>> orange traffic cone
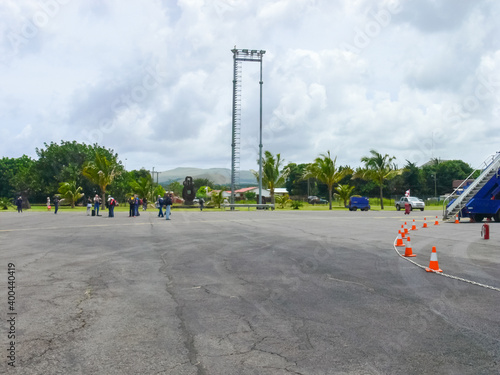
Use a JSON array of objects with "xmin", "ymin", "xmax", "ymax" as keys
[
  {"xmin": 422, "ymin": 217, "xmax": 428, "ymax": 228},
  {"xmin": 404, "ymin": 222, "xmax": 409, "ymax": 234},
  {"xmin": 396, "ymin": 231, "xmax": 404, "ymax": 247},
  {"xmin": 426, "ymin": 246, "xmax": 442, "ymax": 272},
  {"xmin": 404, "ymin": 236, "xmax": 416, "ymax": 257},
  {"xmin": 400, "ymin": 224, "xmax": 406, "ymax": 238},
  {"xmin": 454, "ymin": 214, "xmax": 460, "ymax": 224},
  {"xmin": 434, "ymin": 216, "xmax": 439, "ymax": 225},
  {"xmin": 411, "ymin": 219, "xmax": 417, "ymax": 231}
]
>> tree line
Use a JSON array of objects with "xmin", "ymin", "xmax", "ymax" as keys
[
  {"xmin": 261, "ymin": 149, "xmax": 476, "ymax": 210},
  {"xmin": 0, "ymin": 141, "xmax": 160, "ymax": 208},
  {"xmin": 0, "ymin": 141, "xmax": 475, "ymax": 210}
]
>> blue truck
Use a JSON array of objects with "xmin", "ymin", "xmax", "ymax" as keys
[
  {"xmin": 443, "ymin": 152, "xmax": 500, "ymax": 222},
  {"xmin": 346, "ymin": 196, "xmax": 370, "ymax": 211}
]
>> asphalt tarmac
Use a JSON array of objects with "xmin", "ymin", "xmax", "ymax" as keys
[{"xmin": 1, "ymin": 209, "xmax": 499, "ymax": 374}]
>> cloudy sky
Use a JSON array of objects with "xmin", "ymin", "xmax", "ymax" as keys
[{"xmin": 1, "ymin": 0, "xmax": 499, "ymax": 172}]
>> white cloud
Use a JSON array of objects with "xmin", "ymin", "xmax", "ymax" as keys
[{"xmin": 1, "ymin": 0, "xmax": 500, "ymax": 171}]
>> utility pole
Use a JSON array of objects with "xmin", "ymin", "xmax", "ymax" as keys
[
  {"xmin": 151, "ymin": 167, "xmax": 160, "ymax": 199},
  {"xmin": 151, "ymin": 168, "xmax": 160, "ymax": 185}
]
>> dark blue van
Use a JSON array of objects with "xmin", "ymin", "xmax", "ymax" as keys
[{"xmin": 346, "ymin": 196, "xmax": 370, "ymax": 211}]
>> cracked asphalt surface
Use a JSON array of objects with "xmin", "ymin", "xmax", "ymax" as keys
[{"xmin": 1, "ymin": 209, "xmax": 499, "ymax": 374}]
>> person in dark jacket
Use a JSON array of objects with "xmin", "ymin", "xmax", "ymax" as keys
[
  {"xmin": 128, "ymin": 196, "xmax": 135, "ymax": 217},
  {"xmin": 134, "ymin": 195, "xmax": 140, "ymax": 217},
  {"xmin": 16, "ymin": 196, "xmax": 23, "ymax": 213},
  {"xmin": 54, "ymin": 196, "xmax": 61, "ymax": 214}
]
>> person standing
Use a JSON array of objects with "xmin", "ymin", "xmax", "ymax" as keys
[
  {"xmin": 94, "ymin": 194, "xmax": 101, "ymax": 216},
  {"xmin": 199, "ymin": 197, "xmax": 205, "ymax": 211},
  {"xmin": 86, "ymin": 198, "xmax": 92, "ymax": 216},
  {"xmin": 54, "ymin": 196, "xmax": 61, "ymax": 214},
  {"xmin": 16, "ymin": 196, "xmax": 23, "ymax": 213},
  {"xmin": 134, "ymin": 195, "xmax": 140, "ymax": 217},
  {"xmin": 142, "ymin": 197, "xmax": 148, "ymax": 211},
  {"xmin": 128, "ymin": 195, "xmax": 135, "ymax": 217},
  {"xmin": 165, "ymin": 193, "xmax": 173, "ymax": 220},
  {"xmin": 47, "ymin": 197, "xmax": 51, "ymax": 211},
  {"xmin": 157, "ymin": 195, "xmax": 164, "ymax": 217},
  {"xmin": 108, "ymin": 196, "xmax": 116, "ymax": 217}
]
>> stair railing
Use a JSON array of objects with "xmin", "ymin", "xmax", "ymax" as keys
[{"xmin": 442, "ymin": 152, "xmax": 500, "ymax": 219}]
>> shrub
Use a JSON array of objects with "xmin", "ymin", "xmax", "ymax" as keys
[{"xmin": 0, "ymin": 197, "xmax": 13, "ymax": 210}]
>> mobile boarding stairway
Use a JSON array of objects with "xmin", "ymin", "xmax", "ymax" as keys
[{"xmin": 442, "ymin": 151, "xmax": 500, "ymax": 222}]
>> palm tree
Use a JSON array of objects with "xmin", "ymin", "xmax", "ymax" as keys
[
  {"xmin": 253, "ymin": 151, "xmax": 288, "ymax": 204},
  {"xmin": 335, "ymin": 184, "xmax": 355, "ymax": 207},
  {"xmin": 303, "ymin": 151, "xmax": 352, "ymax": 210},
  {"xmin": 82, "ymin": 151, "xmax": 121, "ymax": 206},
  {"xmin": 275, "ymin": 193, "xmax": 292, "ymax": 209},
  {"xmin": 355, "ymin": 149, "xmax": 399, "ymax": 209},
  {"xmin": 211, "ymin": 190, "xmax": 224, "ymax": 208},
  {"xmin": 58, "ymin": 181, "xmax": 83, "ymax": 208},
  {"xmin": 130, "ymin": 176, "xmax": 152, "ymax": 201}
]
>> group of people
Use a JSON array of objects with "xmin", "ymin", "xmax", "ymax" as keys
[
  {"xmin": 14, "ymin": 193, "xmax": 175, "ymax": 221},
  {"xmin": 127, "ymin": 195, "xmax": 148, "ymax": 217},
  {"xmin": 15, "ymin": 196, "xmax": 62, "ymax": 213},
  {"xmin": 156, "ymin": 194, "xmax": 173, "ymax": 220},
  {"xmin": 46, "ymin": 196, "xmax": 63, "ymax": 214}
]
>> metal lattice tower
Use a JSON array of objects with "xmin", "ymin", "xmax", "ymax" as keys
[
  {"xmin": 231, "ymin": 59, "xmax": 242, "ymax": 193},
  {"xmin": 230, "ymin": 48, "xmax": 266, "ymax": 205}
]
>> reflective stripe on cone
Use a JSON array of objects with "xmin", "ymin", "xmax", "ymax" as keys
[{"xmin": 426, "ymin": 246, "xmax": 442, "ymax": 273}]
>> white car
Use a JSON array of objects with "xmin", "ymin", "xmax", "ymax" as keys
[{"xmin": 395, "ymin": 196, "xmax": 425, "ymax": 211}]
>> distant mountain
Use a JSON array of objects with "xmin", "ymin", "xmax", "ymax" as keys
[{"xmin": 157, "ymin": 167, "xmax": 256, "ymax": 186}]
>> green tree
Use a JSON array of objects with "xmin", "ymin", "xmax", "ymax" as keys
[
  {"xmin": 4, "ymin": 156, "xmax": 38, "ymax": 205},
  {"xmin": 154, "ymin": 185, "xmax": 166, "ymax": 200},
  {"xmin": 167, "ymin": 181, "xmax": 183, "ymax": 195},
  {"xmin": 58, "ymin": 181, "xmax": 84, "ymax": 208},
  {"xmin": 421, "ymin": 159, "xmax": 473, "ymax": 196},
  {"xmin": 211, "ymin": 190, "xmax": 224, "ymax": 208},
  {"xmin": 303, "ymin": 151, "xmax": 352, "ymax": 210},
  {"xmin": 82, "ymin": 151, "xmax": 121, "ymax": 206},
  {"xmin": 284, "ymin": 163, "xmax": 310, "ymax": 196},
  {"xmin": 107, "ymin": 171, "xmax": 133, "ymax": 202},
  {"xmin": 31, "ymin": 141, "xmax": 120, "ymax": 202},
  {"xmin": 244, "ymin": 191, "xmax": 256, "ymax": 201},
  {"xmin": 335, "ymin": 184, "xmax": 355, "ymax": 207},
  {"xmin": 275, "ymin": 193, "xmax": 292, "ymax": 209},
  {"xmin": 193, "ymin": 178, "xmax": 214, "ymax": 191},
  {"xmin": 389, "ymin": 160, "xmax": 426, "ymax": 197},
  {"xmin": 196, "ymin": 185, "xmax": 212, "ymax": 198},
  {"xmin": 0, "ymin": 155, "xmax": 36, "ymax": 198},
  {"xmin": 35, "ymin": 141, "xmax": 94, "ymax": 199},
  {"xmin": 130, "ymin": 176, "xmax": 152, "ymax": 200},
  {"xmin": 253, "ymin": 151, "xmax": 288, "ymax": 204},
  {"xmin": 355, "ymin": 149, "xmax": 400, "ymax": 209}
]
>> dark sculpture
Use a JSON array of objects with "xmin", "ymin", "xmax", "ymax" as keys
[{"xmin": 182, "ymin": 176, "xmax": 196, "ymax": 205}]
